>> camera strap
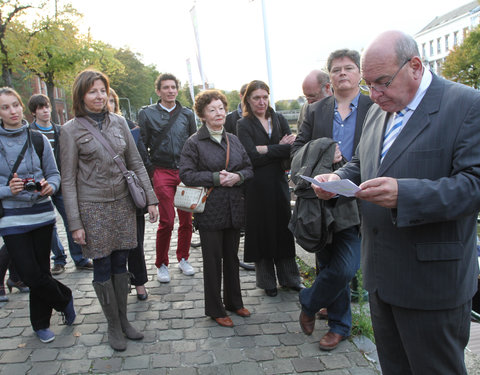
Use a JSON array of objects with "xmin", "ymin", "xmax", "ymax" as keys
[{"xmin": 8, "ymin": 138, "xmax": 29, "ymax": 182}]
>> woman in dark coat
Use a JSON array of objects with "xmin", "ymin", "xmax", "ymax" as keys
[
  {"xmin": 179, "ymin": 90, "xmax": 253, "ymax": 327},
  {"xmin": 237, "ymin": 80, "xmax": 303, "ymax": 297}
]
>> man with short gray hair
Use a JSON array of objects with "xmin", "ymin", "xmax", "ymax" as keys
[{"xmin": 312, "ymin": 30, "xmax": 480, "ymax": 374}]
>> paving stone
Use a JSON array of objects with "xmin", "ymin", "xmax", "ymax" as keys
[
  {"xmin": 231, "ymin": 361, "xmax": 264, "ymax": 375},
  {"xmin": 292, "ymin": 357, "xmax": 326, "ymax": 373},
  {"xmin": 254, "ymin": 334, "xmax": 281, "ymax": 347},
  {"xmin": 321, "ymin": 354, "xmax": 351, "ymax": 369},
  {"xmin": 143, "ymin": 341, "xmax": 171, "ymax": 355},
  {"xmin": 227, "ymin": 336, "xmax": 256, "ymax": 348},
  {"xmin": 168, "ymin": 368, "xmax": 197, "ymax": 375},
  {"xmin": 0, "ymin": 338, "xmax": 23, "ymax": 351},
  {"xmin": 184, "ymin": 308, "xmax": 207, "ymax": 318},
  {"xmin": 0, "ymin": 328, "xmax": 24, "ymax": 338},
  {"xmin": 92, "ymin": 357, "xmax": 123, "ymax": 373},
  {"xmin": 123, "ymin": 355, "xmax": 150, "ymax": 370},
  {"xmin": 28, "ymin": 361, "xmax": 61, "ymax": 375},
  {"xmin": 0, "ymin": 349, "xmax": 32, "ymax": 363},
  {"xmin": 244, "ymin": 347, "xmax": 274, "ymax": 361},
  {"xmin": 78, "ymin": 333, "xmax": 104, "ymax": 346},
  {"xmin": 0, "ymin": 363, "xmax": 32, "ymax": 375},
  {"xmin": 171, "ymin": 318, "xmax": 195, "ymax": 329},
  {"xmin": 157, "ymin": 328, "xmax": 184, "ymax": 341},
  {"xmin": 151, "ymin": 353, "xmax": 181, "ymax": 368},
  {"xmin": 346, "ymin": 351, "xmax": 371, "ymax": 367},
  {"xmin": 234, "ymin": 324, "xmax": 262, "ymax": 336},
  {"xmin": 261, "ymin": 323, "xmax": 288, "ymax": 334},
  {"xmin": 30, "ymin": 348, "xmax": 59, "ymax": 362},
  {"xmin": 274, "ymin": 345, "xmax": 299, "ymax": 358},
  {"xmin": 57, "ymin": 346, "xmax": 89, "ymax": 360},
  {"xmin": 185, "ymin": 327, "xmax": 209, "ymax": 340},
  {"xmin": 60, "ymin": 359, "xmax": 93, "ymax": 374},
  {"xmin": 87, "ymin": 344, "xmax": 114, "ymax": 359},
  {"xmin": 278, "ymin": 332, "xmax": 306, "ymax": 346},
  {"xmin": 183, "ymin": 351, "xmax": 214, "ymax": 365},
  {"xmin": 171, "ymin": 340, "xmax": 197, "ymax": 353},
  {"xmin": 213, "ymin": 348, "xmax": 244, "ymax": 364},
  {"xmin": 261, "ymin": 358, "xmax": 295, "ymax": 374}
]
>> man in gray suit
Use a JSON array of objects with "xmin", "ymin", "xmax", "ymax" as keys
[{"xmin": 313, "ymin": 30, "xmax": 480, "ymax": 374}]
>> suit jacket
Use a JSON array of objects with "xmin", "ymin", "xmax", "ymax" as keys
[
  {"xmin": 291, "ymin": 93, "xmax": 373, "ymax": 157},
  {"xmin": 337, "ymin": 75, "xmax": 480, "ymax": 310}
]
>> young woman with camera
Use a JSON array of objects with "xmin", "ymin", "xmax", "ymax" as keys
[{"xmin": 0, "ymin": 87, "xmax": 75, "ymax": 343}]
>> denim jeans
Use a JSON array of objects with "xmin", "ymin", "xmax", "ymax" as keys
[
  {"xmin": 299, "ymin": 226, "xmax": 361, "ymax": 337},
  {"xmin": 50, "ymin": 193, "xmax": 90, "ymax": 267}
]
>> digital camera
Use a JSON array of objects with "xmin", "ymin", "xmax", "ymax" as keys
[{"xmin": 22, "ymin": 178, "xmax": 42, "ymax": 192}]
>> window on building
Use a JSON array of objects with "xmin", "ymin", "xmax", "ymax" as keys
[
  {"xmin": 429, "ymin": 40, "xmax": 434, "ymax": 56},
  {"xmin": 445, "ymin": 35, "xmax": 449, "ymax": 51},
  {"xmin": 421, "ymin": 43, "xmax": 426, "ymax": 58},
  {"xmin": 437, "ymin": 38, "xmax": 441, "ymax": 54}
]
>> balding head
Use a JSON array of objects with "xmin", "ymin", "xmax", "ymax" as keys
[
  {"xmin": 361, "ymin": 30, "xmax": 423, "ymax": 113},
  {"xmin": 302, "ymin": 70, "xmax": 331, "ymax": 104}
]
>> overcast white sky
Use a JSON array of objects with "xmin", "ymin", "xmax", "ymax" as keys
[{"xmin": 39, "ymin": 0, "xmax": 463, "ymax": 100}]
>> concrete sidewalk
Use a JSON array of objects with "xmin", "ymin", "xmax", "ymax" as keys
[{"xmin": 0, "ymin": 214, "xmax": 384, "ymax": 374}]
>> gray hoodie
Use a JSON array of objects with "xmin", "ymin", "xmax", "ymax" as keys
[{"xmin": 0, "ymin": 120, "xmax": 60, "ymax": 210}]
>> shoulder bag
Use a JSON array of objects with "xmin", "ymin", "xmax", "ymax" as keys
[
  {"xmin": 76, "ymin": 117, "xmax": 147, "ymax": 209},
  {"xmin": 0, "ymin": 130, "xmax": 36, "ymax": 217},
  {"xmin": 174, "ymin": 133, "xmax": 230, "ymax": 213}
]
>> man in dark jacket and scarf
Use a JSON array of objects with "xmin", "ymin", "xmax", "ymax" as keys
[{"xmin": 138, "ymin": 73, "xmax": 197, "ymax": 284}]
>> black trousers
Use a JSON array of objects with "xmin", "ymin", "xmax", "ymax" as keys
[
  {"xmin": 127, "ymin": 214, "xmax": 148, "ymax": 286},
  {"xmin": 199, "ymin": 228, "xmax": 243, "ymax": 318},
  {"xmin": 369, "ymin": 291, "xmax": 470, "ymax": 375},
  {"xmin": 4, "ymin": 224, "xmax": 72, "ymax": 331},
  {"xmin": 0, "ymin": 244, "xmax": 21, "ymax": 284}
]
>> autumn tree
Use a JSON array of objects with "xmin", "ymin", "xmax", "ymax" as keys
[
  {"xmin": 443, "ymin": 25, "xmax": 480, "ymax": 89},
  {"xmin": 23, "ymin": 5, "xmax": 123, "ymax": 123},
  {"xmin": 108, "ymin": 48, "xmax": 159, "ymax": 118},
  {"xmin": 0, "ymin": 0, "xmax": 34, "ymax": 87}
]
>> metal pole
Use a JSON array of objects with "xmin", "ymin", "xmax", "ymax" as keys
[{"xmin": 261, "ymin": 0, "xmax": 275, "ymax": 110}]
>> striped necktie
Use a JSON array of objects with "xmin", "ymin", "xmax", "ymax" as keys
[{"xmin": 381, "ymin": 109, "xmax": 408, "ymax": 162}]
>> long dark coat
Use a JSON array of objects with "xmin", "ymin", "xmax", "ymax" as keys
[
  {"xmin": 179, "ymin": 125, "xmax": 253, "ymax": 231},
  {"xmin": 237, "ymin": 111, "xmax": 296, "ymax": 262}
]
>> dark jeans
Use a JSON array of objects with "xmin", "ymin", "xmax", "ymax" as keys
[
  {"xmin": 128, "ymin": 214, "xmax": 148, "ymax": 286},
  {"xmin": 50, "ymin": 193, "xmax": 89, "ymax": 267},
  {"xmin": 93, "ymin": 249, "xmax": 130, "ymax": 283},
  {"xmin": 299, "ymin": 226, "xmax": 360, "ymax": 336},
  {"xmin": 4, "ymin": 224, "xmax": 72, "ymax": 331}
]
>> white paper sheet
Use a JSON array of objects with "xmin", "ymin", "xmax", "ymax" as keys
[{"xmin": 300, "ymin": 175, "xmax": 361, "ymax": 197}]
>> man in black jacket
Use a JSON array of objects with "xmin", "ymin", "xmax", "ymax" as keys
[
  {"xmin": 28, "ymin": 94, "xmax": 93, "ymax": 274},
  {"xmin": 138, "ymin": 73, "xmax": 197, "ymax": 283},
  {"xmin": 292, "ymin": 49, "xmax": 373, "ymax": 351}
]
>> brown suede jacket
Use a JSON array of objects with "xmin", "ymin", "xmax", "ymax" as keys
[{"xmin": 60, "ymin": 113, "xmax": 157, "ymax": 232}]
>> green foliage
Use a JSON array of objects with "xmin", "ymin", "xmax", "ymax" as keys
[
  {"xmin": 443, "ymin": 25, "xmax": 480, "ymax": 89},
  {"xmin": 0, "ymin": 0, "xmax": 34, "ymax": 86},
  {"xmin": 275, "ymin": 100, "xmax": 290, "ymax": 111},
  {"xmin": 108, "ymin": 48, "xmax": 159, "ymax": 119},
  {"xmin": 223, "ymin": 90, "xmax": 241, "ymax": 113},
  {"xmin": 351, "ymin": 270, "xmax": 375, "ymax": 342}
]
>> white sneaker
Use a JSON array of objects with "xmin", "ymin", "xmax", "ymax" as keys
[
  {"xmin": 178, "ymin": 258, "xmax": 195, "ymax": 276},
  {"xmin": 157, "ymin": 264, "xmax": 170, "ymax": 283}
]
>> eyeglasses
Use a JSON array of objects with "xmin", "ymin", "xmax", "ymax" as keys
[{"xmin": 365, "ymin": 58, "xmax": 411, "ymax": 93}]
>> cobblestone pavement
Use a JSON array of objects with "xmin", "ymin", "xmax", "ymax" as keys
[{"xmin": 0, "ymin": 214, "xmax": 382, "ymax": 374}]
